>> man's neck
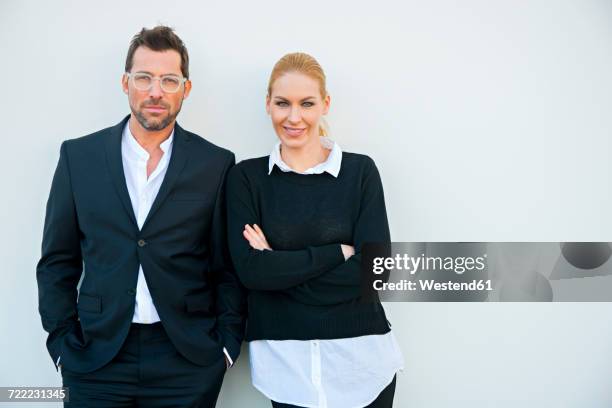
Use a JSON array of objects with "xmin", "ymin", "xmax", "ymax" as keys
[{"xmin": 128, "ymin": 116, "xmax": 174, "ymax": 154}]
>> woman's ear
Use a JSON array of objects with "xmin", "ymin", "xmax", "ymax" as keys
[{"xmin": 322, "ymin": 94, "xmax": 331, "ymax": 115}]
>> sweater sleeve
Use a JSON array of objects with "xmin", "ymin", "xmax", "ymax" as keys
[
  {"xmin": 226, "ymin": 164, "xmax": 346, "ymax": 291},
  {"xmin": 283, "ymin": 157, "xmax": 391, "ymax": 305}
]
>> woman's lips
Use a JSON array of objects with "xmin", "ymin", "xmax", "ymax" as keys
[{"xmin": 283, "ymin": 126, "xmax": 306, "ymax": 137}]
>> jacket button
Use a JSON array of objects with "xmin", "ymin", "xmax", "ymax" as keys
[
  {"xmin": 137, "ymin": 239, "xmax": 146, "ymax": 247},
  {"xmin": 127, "ymin": 289, "xmax": 136, "ymax": 295}
]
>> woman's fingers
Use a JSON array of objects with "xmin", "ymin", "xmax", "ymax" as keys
[
  {"xmin": 242, "ymin": 228, "xmax": 258, "ymax": 247},
  {"xmin": 243, "ymin": 226, "xmax": 263, "ymax": 250},
  {"xmin": 253, "ymin": 225, "xmax": 272, "ymax": 250},
  {"xmin": 252, "ymin": 224, "xmax": 267, "ymax": 242},
  {"xmin": 244, "ymin": 224, "xmax": 272, "ymax": 250},
  {"xmin": 244, "ymin": 224, "xmax": 267, "ymax": 250},
  {"xmin": 253, "ymin": 224, "xmax": 265, "ymax": 238},
  {"xmin": 253, "ymin": 224, "xmax": 271, "ymax": 249},
  {"xmin": 245, "ymin": 224, "xmax": 263, "ymax": 244}
]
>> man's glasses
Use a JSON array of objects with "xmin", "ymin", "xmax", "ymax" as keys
[{"xmin": 126, "ymin": 72, "xmax": 187, "ymax": 93}]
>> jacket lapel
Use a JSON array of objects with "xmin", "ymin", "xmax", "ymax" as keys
[
  {"xmin": 105, "ymin": 115, "xmax": 138, "ymax": 227},
  {"xmin": 141, "ymin": 122, "xmax": 190, "ymax": 231}
]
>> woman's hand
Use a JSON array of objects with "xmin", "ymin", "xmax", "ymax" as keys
[
  {"xmin": 243, "ymin": 224, "xmax": 273, "ymax": 251},
  {"xmin": 340, "ymin": 244, "xmax": 355, "ymax": 260}
]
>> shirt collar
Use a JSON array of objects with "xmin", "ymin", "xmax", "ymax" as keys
[
  {"xmin": 122, "ymin": 121, "xmax": 174, "ymax": 160},
  {"xmin": 268, "ymin": 137, "xmax": 342, "ymax": 178}
]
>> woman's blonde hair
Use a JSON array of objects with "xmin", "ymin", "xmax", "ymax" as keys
[{"xmin": 267, "ymin": 52, "xmax": 329, "ymax": 136}]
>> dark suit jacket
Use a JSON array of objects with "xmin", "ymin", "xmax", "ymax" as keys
[{"xmin": 36, "ymin": 115, "xmax": 246, "ymax": 373}]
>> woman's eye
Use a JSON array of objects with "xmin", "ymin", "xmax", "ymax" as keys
[
  {"xmin": 302, "ymin": 102, "xmax": 314, "ymax": 107},
  {"xmin": 275, "ymin": 101, "xmax": 289, "ymax": 107}
]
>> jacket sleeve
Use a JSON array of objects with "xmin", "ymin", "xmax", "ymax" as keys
[
  {"xmin": 226, "ymin": 165, "xmax": 346, "ymax": 291},
  {"xmin": 283, "ymin": 157, "xmax": 391, "ymax": 305},
  {"xmin": 211, "ymin": 153, "xmax": 247, "ymax": 364},
  {"xmin": 36, "ymin": 142, "xmax": 82, "ymax": 368}
]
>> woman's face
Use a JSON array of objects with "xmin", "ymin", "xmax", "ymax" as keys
[{"xmin": 266, "ymin": 72, "xmax": 330, "ymax": 149}]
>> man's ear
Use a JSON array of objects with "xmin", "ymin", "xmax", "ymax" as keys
[
  {"xmin": 182, "ymin": 79, "xmax": 192, "ymax": 99},
  {"xmin": 121, "ymin": 74, "xmax": 129, "ymax": 94}
]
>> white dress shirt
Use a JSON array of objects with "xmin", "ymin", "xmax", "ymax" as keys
[
  {"xmin": 250, "ymin": 137, "xmax": 404, "ymax": 408},
  {"xmin": 122, "ymin": 122, "xmax": 173, "ymax": 324}
]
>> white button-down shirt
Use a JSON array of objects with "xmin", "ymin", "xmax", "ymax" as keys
[
  {"xmin": 122, "ymin": 122, "xmax": 174, "ymax": 324},
  {"xmin": 250, "ymin": 137, "xmax": 404, "ymax": 408}
]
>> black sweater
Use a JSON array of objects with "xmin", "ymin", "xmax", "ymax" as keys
[{"xmin": 226, "ymin": 152, "xmax": 391, "ymax": 341}]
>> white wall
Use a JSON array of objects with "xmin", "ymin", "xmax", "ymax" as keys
[{"xmin": 1, "ymin": 0, "xmax": 612, "ymax": 406}]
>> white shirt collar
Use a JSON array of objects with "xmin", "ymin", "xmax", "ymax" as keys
[
  {"xmin": 268, "ymin": 137, "xmax": 342, "ymax": 178},
  {"xmin": 122, "ymin": 122, "xmax": 174, "ymax": 160}
]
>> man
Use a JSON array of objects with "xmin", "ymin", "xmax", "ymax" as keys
[{"xmin": 36, "ymin": 26, "xmax": 245, "ymax": 407}]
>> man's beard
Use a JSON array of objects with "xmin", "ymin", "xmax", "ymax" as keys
[{"xmin": 133, "ymin": 100, "xmax": 181, "ymax": 131}]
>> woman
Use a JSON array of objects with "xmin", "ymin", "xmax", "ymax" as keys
[{"xmin": 226, "ymin": 52, "xmax": 403, "ymax": 408}]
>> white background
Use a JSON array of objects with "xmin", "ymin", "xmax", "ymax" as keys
[{"xmin": 1, "ymin": 0, "xmax": 612, "ymax": 406}]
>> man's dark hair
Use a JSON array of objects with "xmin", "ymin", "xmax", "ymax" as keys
[{"xmin": 125, "ymin": 25, "xmax": 190, "ymax": 78}]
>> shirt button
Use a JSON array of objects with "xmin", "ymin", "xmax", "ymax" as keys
[
  {"xmin": 137, "ymin": 239, "xmax": 146, "ymax": 247},
  {"xmin": 127, "ymin": 288, "xmax": 136, "ymax": 295}
]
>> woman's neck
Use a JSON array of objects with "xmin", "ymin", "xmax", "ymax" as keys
[{"xmin": 280, "ymin": 137, "xmax": 330, "ymax": 173}]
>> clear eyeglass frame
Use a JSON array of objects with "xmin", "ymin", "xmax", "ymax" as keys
[{"xmin": 126, "ymin": 72, "xmax": 187, "ymax": 93}]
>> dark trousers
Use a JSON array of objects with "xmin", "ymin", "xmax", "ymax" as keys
[
  {"xmin": 271, "ymin": 375, "xmax": 396, "ymax": 408},
  {"xmin": 61, "ymin": 323, "xmax": 226, "ymax": 407}
]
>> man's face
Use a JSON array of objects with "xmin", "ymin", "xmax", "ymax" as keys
[{"xmin": 122, "ymin": 46, "xmax": 191, "ymax": 132}]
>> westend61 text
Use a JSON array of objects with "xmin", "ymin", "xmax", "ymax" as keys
[{"xmin": 373, "ymin": 279, "xmax": 493, "ymax": 292}]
